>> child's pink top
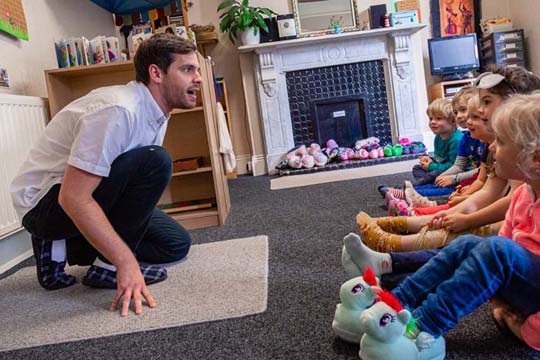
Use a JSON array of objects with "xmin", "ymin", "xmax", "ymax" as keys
[{"xmin": 499, "ymin": 183, "xmax": 540, "ymax": 350}]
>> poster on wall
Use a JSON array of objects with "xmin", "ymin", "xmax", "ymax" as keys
[
  {"xmin": 438, "ymin": 0, "xmax": 475, "ymax": 37},
  {"xmin": 0, "ymin": 0, "xmax": 29, "ymax": 40}
]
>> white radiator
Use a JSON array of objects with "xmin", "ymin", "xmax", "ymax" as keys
[{"xmin": 0, "ymin": 94, "xmax": 48, "ymax": 239}]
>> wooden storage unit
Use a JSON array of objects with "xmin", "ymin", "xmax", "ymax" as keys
[
  {"xmin": 44, "ymin": 56, "xmax": 230, "ymax": 229},
  {"xmin": 428, "ymin": 78, "xmax": 476, "ymax": 102}
]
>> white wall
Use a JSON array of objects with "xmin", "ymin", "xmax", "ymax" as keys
[
  {"xmin": 0, "ymin": 0, "xmax": 116, "ymax": 97},
  {"xmin": 0, "ymin": 0, "xmax": 116, "ymax": 273},
  {"xmin": 505, "ymin": 1, "xmax": 540, "ymax": 74}
]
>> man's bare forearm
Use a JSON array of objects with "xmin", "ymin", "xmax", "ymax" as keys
[{"xmin": 60, "ymin": 195, "xmax": 135, "ymax": 267}]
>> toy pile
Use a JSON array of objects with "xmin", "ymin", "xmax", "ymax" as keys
[{"xmin": 276, "ymin": 137, "xmax": 426, "ymax": 170}]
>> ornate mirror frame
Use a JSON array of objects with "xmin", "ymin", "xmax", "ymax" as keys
[{"xmin": 292, "ymin": 0, "xmax": 360, "ymax": 37}]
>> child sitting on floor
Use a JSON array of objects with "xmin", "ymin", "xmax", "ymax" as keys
[
  {"xmin": 390, "ymin": 94, "xmax": 488, "ymax": 216},
  {"xmin": 383, "ymin": 88, "xmax": 484, "ymax": 211},
  {"xmin": 434, "ymin": 86, "xmax": 484, "ymax": 188},
  {"xmin": 356, "ymin": 66, "xmax": 540, "ymax": 252},
  {"xmin": 345, "ymin": 93, "xmax": 540, "ymax": 351},
  {"xmin": 411, "ymin": 98, "xmax": 463, "ymax": 186}
]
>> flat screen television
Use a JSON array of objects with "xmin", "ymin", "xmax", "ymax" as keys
[{"xmin": 428, "ymin": 33, "xmax": 480, "ymax": 78}]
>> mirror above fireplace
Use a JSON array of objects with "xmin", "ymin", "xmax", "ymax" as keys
[{"xmin": 292, "ymin": 0, "xmax": 359, "ymax": 36}]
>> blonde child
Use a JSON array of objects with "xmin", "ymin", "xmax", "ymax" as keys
[
  {"xmin": 356, "ymin": 66, "xmax": 540, "ymax": 252},
  {"xmin": 435, "ymin": 86, "xmax": 483, "ymax": 188},
  {"xmin": 346, "ymin": 93, "xmax": 540, "ymax": 351},
  {"xmin": 411, "ymin": 99, "xmax": 463, "ymax": 186},
  {"xmin": 394, "ymin": 93, "xmax": 493, "ymax": 216}
]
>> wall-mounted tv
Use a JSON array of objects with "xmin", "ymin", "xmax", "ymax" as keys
[{"xmin": 428, "ymin": 33, "xmax": 480, "ymax": 77}]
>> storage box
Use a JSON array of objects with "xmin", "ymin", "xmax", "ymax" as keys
[
  {"xmin": 173, "ymin": 157, "xmax": 202, "ymax": 172},
  {"xmin": 390, "ymin": 10, "xmax": 419, "ymax": 27},
  {"xmin": 395, "ymin": 0, "xmax": 421, "ymax": 22}
]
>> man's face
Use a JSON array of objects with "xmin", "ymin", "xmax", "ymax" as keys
[{"xmin": 161, "ymin": 53, "xmax": 202, "ymax": 109}]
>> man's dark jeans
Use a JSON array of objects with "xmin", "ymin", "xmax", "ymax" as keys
[{"xmin": 22, "ymin": 146, "xmax": 191, "ymax": 266}]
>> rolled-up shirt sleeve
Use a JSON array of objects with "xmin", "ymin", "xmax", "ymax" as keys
[{"xmin": 68, "ymin": 106, "xmax": 132, "ymax": 177}]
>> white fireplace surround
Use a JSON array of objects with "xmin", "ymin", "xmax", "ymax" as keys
[{"xmin": 239, "ymin": 24, "xmax": 428, "ymax": 175}]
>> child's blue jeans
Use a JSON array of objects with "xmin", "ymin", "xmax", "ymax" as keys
[
  {"xmin": 413, "ymin": 183, "xmax": 455, "ymax": 197},
  {"xmin": 22, "ymin": 146, "xmax": 191, "ymax": 266},
  {"xmin": 412, "ymin": 164, "xmax": 442, "ymax": 186},
  {"xmin": 392, "ymin": 235, "xmax": 540, "ymax": 337}
]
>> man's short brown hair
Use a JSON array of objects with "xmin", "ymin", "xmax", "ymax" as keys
[{"xmin": 134, "ymin": 33, "xmax": 197, "ymax": 85}]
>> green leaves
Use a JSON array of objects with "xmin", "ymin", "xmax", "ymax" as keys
[{"xmin": 217, "ymin": 0, "xmax": 277, "ymax": 40}]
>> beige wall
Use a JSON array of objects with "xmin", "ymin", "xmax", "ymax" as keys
[
  {"xmin": 5, "ymin": 1, "xmax": 533, "ymax": 175},
  {"xmin": 0, "ymin": 0, "xmax": 116, "ymax": 97},
  {"xmin": 190, "ymin": 1, "xmax": 433, "ymax": 174},
  {"xmin": 505, "ymin": 1, "xmax": 540, "ymax": 74}
]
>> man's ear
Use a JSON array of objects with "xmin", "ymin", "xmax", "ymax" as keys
[{"xmin": 148, "ymin": 64, "xmax": 163, "ymax": 84}]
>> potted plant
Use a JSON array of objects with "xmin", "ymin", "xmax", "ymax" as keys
[{"xmin": 217, "ymin": 0, "xmax": 276, "ymax": 46}]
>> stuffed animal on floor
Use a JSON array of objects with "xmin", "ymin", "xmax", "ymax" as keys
[
  {"xmin": 306, "ymin": 143, "xmax": 328, "ymax": 167},
  {"xmin": 354, "ymin": 137, "xmax": 380, "ymax": 151},
  {"xmin": 359, "ymin": 290, "xmax": 446, "ymax": 360},
  {"xmin": 332, "ymin": 268, "xmax": 380, "ymax": 343}
]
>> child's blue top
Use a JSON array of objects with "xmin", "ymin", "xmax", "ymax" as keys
[
  {"xmin": 428, "ymin": 129, "xmax": 463, "ymax": 172},
  {"xmin": 457, "ymin": 130, "xmax": 484, "ymax": 169}
]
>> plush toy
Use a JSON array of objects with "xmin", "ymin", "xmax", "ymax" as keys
[
  {"xmin": 324, "ymin": 139, "xmax": 340, "ymax": 161},
  {"xmin": 354, "ymin": 148, "xmax": 369, "ymax": 160},
  {"xmin": 383, "ymin": 144, "xmax": 394, "ymax": 157},
  {"xmin": 359, "ymin": 290, "xmax": 446, "ymax": 360},
  {"xmin": 308, "ymin": 143, "xmax": 328, "ymax": 167},
  {"xmin": 339, "ymin": 147, "xmax": 355, "ymax": 161},
  {"xmin": 301, "ymin": 154, "xmax": 315, "ymax": 168},
  {"xmin": 354, "ymin": 137, "xmax": 380, "ymax": 151},
  {"xmin": 332, "ymin": 268, "xmax": 381, "ymax": 343}
]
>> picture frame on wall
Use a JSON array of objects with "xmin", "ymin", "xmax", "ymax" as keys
[
  {"xmin": 0, "ymin": 0, "xmax": 29, "ymax": 40},
  {"xmin": 430, "ymin": 0, "xmax": 481, "ymax": 38}
]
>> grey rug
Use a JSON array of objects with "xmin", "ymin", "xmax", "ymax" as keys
[{"xmin": 0, "ymin": 236, "xmax": 268, "ymax": 352}]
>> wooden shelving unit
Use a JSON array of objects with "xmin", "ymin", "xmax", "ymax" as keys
[
  {"xmin": 428, "ymin": 78, "xmax": 476, "ymax": 102},
  {"xmin": 44, "ymin": 56, "xmax": 231, "ymax": 230}
]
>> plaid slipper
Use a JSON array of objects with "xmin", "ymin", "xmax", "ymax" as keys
[
  {"xmin": 31, "ymin": 235, "xmax": 76, "ymax": 290},
  {"xmin": 82, "ymin": 263, "xmax": 168, "ymax": 289}
]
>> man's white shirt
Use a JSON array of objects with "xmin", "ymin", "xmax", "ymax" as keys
[{"xmin": 10, "ymin": 81, "xmax": 169, "ymax": 219}]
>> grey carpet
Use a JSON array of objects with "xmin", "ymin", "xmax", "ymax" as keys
[
  {"xmin": 1, "ymin": 173, "xmax": 539, "ymax": 359},
  {"xmin": 0, "ymin": 237, "xmax": 267, "ymax": 352}
]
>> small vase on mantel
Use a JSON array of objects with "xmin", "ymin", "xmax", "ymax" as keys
[
  {"xmin": 334, "ymin": 25, "xmax": 342, "ymax": 34},
  {"xmin": 239, "ymin": 27, "xmax": 260, "ymax": 46}
]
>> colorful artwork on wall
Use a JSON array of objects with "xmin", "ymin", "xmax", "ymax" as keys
[
  {"xmin": 0, "ymin": 0, "xmax": 28, "ymax": 40},
  {"xmin": 431, "ymin": 0, "xmax": 480, "ymax": 38},
  {"xmin": 439, "ymin": 0, "xmax": 474, "ymax": 37}
]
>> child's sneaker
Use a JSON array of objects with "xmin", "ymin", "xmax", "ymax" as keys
[
  {"xmin": 388, "ymin": 198, "xmax": 414, "ymax": 216},
  {"xmin": 31, "ymin": 235, "xmax": 76, "ymax": 290},
  {"xmin": 404, "ymin": 181, "xmax": 437, "ymax": 208}
]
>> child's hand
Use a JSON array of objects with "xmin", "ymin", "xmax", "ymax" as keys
[
  {"xmin": 442, "ymin": 213, "xmax": 470, "ymax": 232},
  {"xmin": 435, "ymin": 175, "xmax": 453, "ymax": 187},
  {"xmin": 457, "ymin": 185, "xmax": 470, "ymax": 194},
  {"xmin": 420, "ymin": 157, "xmax": 432, "ymax": 171},
  {"xmin": 448, "ymin": 194, "xmax": 468, "ymax": 206},
  {"xmin": 491, "ymin": 299, "xmax": 525, "ymax": 340},
  {"xmin": 428, "ymin": 211, "xmax": 448, "ymax": 229}
]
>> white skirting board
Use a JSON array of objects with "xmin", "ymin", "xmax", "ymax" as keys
[{"xmin": 270, "ymin": 159, "xmax": 417, "ymax": 190}]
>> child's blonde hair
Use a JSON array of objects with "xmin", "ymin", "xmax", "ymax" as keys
[
  {"xmin": 452, "ymin": 86, "xmax": 476, "ymax": 108},
  {"xmin": 467, "ymin": 94, "xmax": 480, "ymax": 115},
  {"xmin": 426, "ymin": 98, "xmax": 455, "ymax": 123},
  {"xmin": 492, "ymin": 93, "xmax": 540, "ymax": 178}
]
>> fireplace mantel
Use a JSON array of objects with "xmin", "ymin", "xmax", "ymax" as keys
[{"xmin": 238, "ymin": 24, "xmax": 428, "ymax": 175}]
